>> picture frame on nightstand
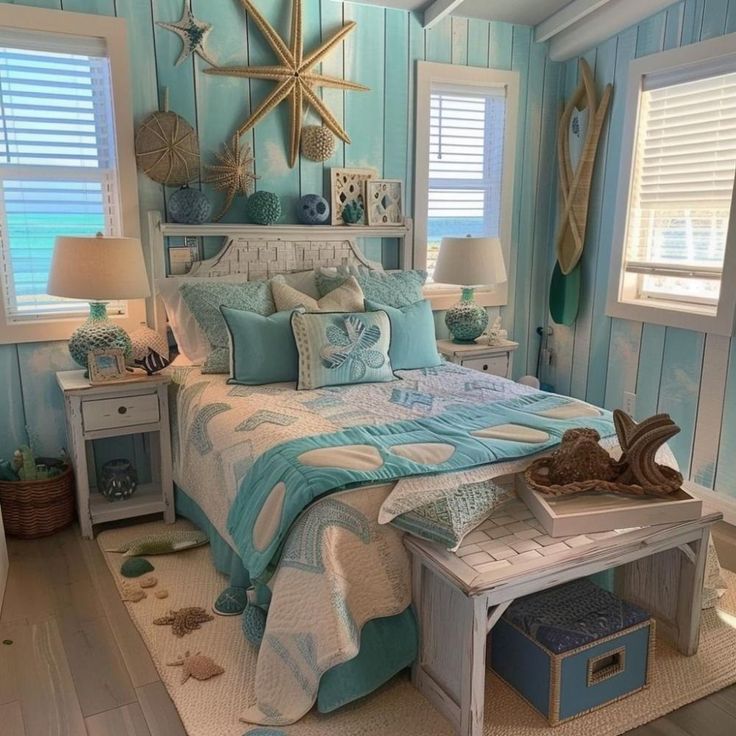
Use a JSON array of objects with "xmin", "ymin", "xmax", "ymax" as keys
[{"xmin": 88, "ymin": 348, "xmax": 127, "ymax": 384}]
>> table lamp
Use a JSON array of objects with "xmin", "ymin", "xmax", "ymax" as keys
[
  {"xmin": 47, "ymin": 234, "xmax": 151, "ymax": 369},
  {"xmin": 433, "ymin": 236, "xmax": 507, "ymax": 343}
]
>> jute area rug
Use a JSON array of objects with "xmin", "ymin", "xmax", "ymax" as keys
[{"xmin": 98, "ymin": 520, "xmax": 736, "ymax": 736}]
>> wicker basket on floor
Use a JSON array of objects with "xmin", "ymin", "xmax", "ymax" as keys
[{"xmin": 0, "ymin": 464, "xmax": 75, "ymax": 538}]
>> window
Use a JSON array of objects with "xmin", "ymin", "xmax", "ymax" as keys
[
  {"xmin": 414, "ymin": 62, "xmax": 519, "ymax": 309},
  {"xmin": 608, "ymin": 33, "xmax": 736, "ymax": 335},
  {"xmin": 0, "ymin": 5, "xmax": 141, "ymax": 344}
]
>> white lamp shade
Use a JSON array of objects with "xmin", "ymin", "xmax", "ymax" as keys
[
  {"xmin": 432, "ymin": 236, "xmax": 508, "ymax": 287},
  {"xmin": 47, "ymin": 235, "xmax": 151, "ymax": 301}
]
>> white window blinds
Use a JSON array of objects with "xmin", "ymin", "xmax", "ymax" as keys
[
  {"xmin": 427, "ymin": 87, "xmax": 506, "ymax": 278},
  {"xmin": 0, "ymin": 30, "xmax": 122, "ymax": 321},
  {"xmin": 623, "ymin": 69, "xmax": 736, "ymax": 307}
]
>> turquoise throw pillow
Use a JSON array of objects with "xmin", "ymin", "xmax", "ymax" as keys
[
  {"xmin": 365, "ymin": 298, "xmax": 441, "ymax": 371},
  {"xmin": 220, "ymin": 307, "xmax": 300, "ymax": 385},
  {"xmin": 291, "ymin": 311, "xmax": 395, "ymax": 390},
  {"xmin": 316, "ymin": 267, "xmax": 427, "ymax": 308},
  {"xmin": 180, "ymin": 281, "xmax": 274, "ymax": 373}
]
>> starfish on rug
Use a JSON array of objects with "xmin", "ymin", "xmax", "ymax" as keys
[{"xmin": 154, "ymin": 607, "xmax": 214, "ymax": 637}]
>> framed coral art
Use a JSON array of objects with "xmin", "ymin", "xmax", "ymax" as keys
[
  {"xmin": 330, "ymin": 167, "xmax": 376, "ymax": 225},
  {"xmin": 366, "ymin": 179, "xmax": 403, "ymax": 226}
]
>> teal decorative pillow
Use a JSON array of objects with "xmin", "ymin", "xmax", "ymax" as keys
[
  {"xmin": 291, "ymin": 311, "xmax": 395, "ymax": 390},
  {"xmin": 365, "ymin": 298, "xmax": 441, "ymax": 371},
  {"xmin": 390, "ymin": 480, "xmax": 510, "ymax": 549},
  {"xmin": 316, "ymin": 268, "xmax": 427, "ymax": 308},
  {"xmin": 180, "ymin": 281, "xmax": 275, "ymax": 373},
  {"xmin": 220, "ymin": 306, "xmax": 300, "ymax": 385}
]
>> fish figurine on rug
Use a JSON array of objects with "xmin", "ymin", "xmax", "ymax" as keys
[{"xmin": 168, "ymin": 651, "xmax": 224, "ymax": 684}]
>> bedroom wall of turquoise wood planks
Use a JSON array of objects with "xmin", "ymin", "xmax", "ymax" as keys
[
  {"xmin": 544, "ymin": 0, "xmax": 736, "ymax": 497},
  {"xmin": 0, "ymin": 0, "xmax": 559, "ymax": 464}
]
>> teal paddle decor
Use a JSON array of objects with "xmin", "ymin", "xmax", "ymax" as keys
[{"xmin": 549, "ymin": 261, "xmax": 581, "ymax": 326}]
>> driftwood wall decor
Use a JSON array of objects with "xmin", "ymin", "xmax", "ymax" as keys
[{"xmin": 555, "ymin": 59, "xmax": 612, "ymax": 275}]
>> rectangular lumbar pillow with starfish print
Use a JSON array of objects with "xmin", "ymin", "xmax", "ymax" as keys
[{"xmin": 291, "ymin": 310, "xmax": 395, "ymax": 390}]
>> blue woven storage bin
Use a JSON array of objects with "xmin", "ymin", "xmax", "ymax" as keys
[{"xmin": 490, "ymin": 578, "xmax": 654, "ymax": 725}]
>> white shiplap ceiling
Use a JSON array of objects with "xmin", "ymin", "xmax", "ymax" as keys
[{"xmin": 336, "ymin": 0, "xmax": 676, "ymax": 60}]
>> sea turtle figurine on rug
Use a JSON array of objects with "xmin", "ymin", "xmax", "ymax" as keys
[
  {"xmin": 154, "ymin": 607, "xmax": 214, "ymax": 637},
  {"xmin": 168, "ymin": 651, "xmax": 224, "ymax": 684}
]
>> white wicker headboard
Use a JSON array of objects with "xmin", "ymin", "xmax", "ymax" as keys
[
  {"xmin": 187, "ymin": 233, "xmax": 381, "ymax": 278},
  {"xmin": 146, "ymin": 211, "xmax": 414, "ymax": 333}
]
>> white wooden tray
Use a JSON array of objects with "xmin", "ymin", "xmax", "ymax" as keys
[{"xmin": 515, "ymin": 476, "xmax": 703, "ymax": 538}]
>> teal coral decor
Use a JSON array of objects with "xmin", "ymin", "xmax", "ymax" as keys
[
  {"xmin": 120, "ymin": 557, "xmax": 155, "ymax": 578},
  {"xmin": 168, "ymin": 185, "xmax": 212, "ymax": 224},
  {"xmin": 444, "ymin": 287, "xmax": 488, "ymax": 343},
  {"xmin": 297, "ymin": 194, "xmax": 330, "ymax": 224},
  {"xmin": 341, "ymin": 199, "xmax": 363, "ymax": 225},
  {"xmin": 68, "ymin": 302, "xmax": 133, "ymax": 369},
  {"xmin": 242, "ymin": 603, "xmax": 267, "ymax": 647},
  {"xmin": 246, "ymin": 191, "xmax": 282, "ymax": 225}
]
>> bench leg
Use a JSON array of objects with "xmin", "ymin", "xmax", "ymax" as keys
[
  {"xmin": 460, "ymin": 596, "xmax": 488, "ymax": 736},
  {"xmin": 615, "ymin": 528, "xmax": 710, "ymax": 656}
]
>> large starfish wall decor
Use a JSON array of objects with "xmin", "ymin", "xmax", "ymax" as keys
[
  {"xmin": 205, "ymin": 0, "xmax": 369, "ymax": 168},
  {"xmin": 157, "ymin": 0, "xmax": 216, "ymax": 67}
]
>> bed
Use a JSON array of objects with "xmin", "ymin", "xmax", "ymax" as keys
[{"xmin": 150, "ymin": 215, "xmax": 627, "ymax": 726}]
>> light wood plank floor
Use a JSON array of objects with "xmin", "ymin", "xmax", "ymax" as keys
[{"xmin": 1, "ymin": 524, "xmax": 735, "ymax": 736}]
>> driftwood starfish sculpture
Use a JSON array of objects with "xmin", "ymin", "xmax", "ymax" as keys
[
  {"xmin": 525, "ymin": 410, "xmax": 683, "ymax": 498},
  {"xmin": 204, "ymin": 0, "xmax": 369, "ymax": 167}
]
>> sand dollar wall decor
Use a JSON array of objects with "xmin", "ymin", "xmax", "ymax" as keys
[
  {"xmin": 204, "ymin": 0, "xmax": 369, "ymax": 168},
  {"xmin": 135, "ymin": 110, "xmax": 200, "ymax": 186},
  {"xmin": 330, "ymin": 168, "xmax": 376, "ymax": 225}
]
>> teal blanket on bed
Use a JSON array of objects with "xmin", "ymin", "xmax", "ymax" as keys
[{"xmin": 227, "ymin": 393, "xmax": 615, "ymax": 579}]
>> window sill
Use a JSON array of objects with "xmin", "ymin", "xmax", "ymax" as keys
[
  {"xmin": 605, "ymin": 297, "xmax": 734, "ymax": 336},
  {"xmin": 0, "ymin": 299, "xmax": 147, "ymax": 345},
  {"xmin": 424, "ymin": 284, "xmax": 509, "ymax": 311}
]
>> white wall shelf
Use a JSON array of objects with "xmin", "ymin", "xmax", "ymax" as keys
[{"xmin": 158, "ymin": 219, "xmax": 413, "ymax": 241}]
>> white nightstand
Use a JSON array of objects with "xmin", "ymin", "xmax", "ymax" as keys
[
  {"xmin": 437, "ymin": 338, "xmax": 519, "ymax": 379},
  {"xmin": 57, "ymin": 370, "xmax": 175, "ymax": 539}
]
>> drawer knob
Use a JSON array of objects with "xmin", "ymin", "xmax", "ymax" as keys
[{"xmin": 118, "ymin": 406, "xmax": 128, "ymax": 415}]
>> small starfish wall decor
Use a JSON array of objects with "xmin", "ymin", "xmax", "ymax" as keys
[
  {"xmin": 157, "ymin": 0, "xmax": 216, "ymax": 67},
  {"xmin": 204, "ymin": 137, "xmax": 258, "ymax": 221},
  {"xmin": 205, "ymin": 0, "xmax": 369, "ymax": 168}
]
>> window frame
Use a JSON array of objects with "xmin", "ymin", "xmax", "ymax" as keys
[
  {"xmin": 413, "ymin": 61, "xmax": 519, "ymax": 309},
  {"xmin": 0, "ymin": 4, "xmax": 143, "ymax": 345},
  {"xmin": 606, "ymin": 32, "xmax": 736, "ymax": 336}
]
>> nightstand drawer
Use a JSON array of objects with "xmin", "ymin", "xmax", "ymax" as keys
[
  {"xmin": 461, "ymin": 356, "xmax": 509, "ymax": 376},
  {"xmin": 82, "ymin": 393, "xmax": 160, "ymax": 432}
]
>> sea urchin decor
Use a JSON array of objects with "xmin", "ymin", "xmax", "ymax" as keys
[
  {"xmin": 301, "ymin": 124, "xmax": 336, "ymax": 162},
  {"xmin": 246, "ymin": 191, "xmax": 282, "ymax": 225},
  {"xmin": 204, "ymin": 0, "xmax": 368, "ymax": 168},
  {"xmin": 204, "ymin": 137, "xmax": 258, "ymax": 221}
]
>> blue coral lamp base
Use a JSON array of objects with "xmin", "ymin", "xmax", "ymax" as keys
[
  {"xmin": 68, "ymin": 301, "xmax": 133, "ymax": 373},
  {"xmin": 445, "ymin": 287, "xmax": 489, "ymax": 344}
]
